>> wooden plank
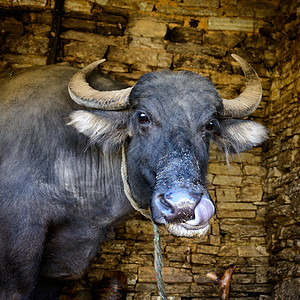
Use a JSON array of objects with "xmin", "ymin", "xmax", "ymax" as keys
[{"xmin": 46, "ymin": 0, "xmax": 65, "ymax": 65}]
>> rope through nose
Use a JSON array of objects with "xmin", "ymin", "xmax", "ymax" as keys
[{"xmin": 121, "ymin": 144, "xmax": 167, "ymax": 300}]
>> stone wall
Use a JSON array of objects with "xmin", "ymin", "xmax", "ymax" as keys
[
  {"xmin": 1, "ymin": 0, "xmax": 298, "ymax": 299},
  {"xmin": 263, "ymin": 1, "xmax": 300, "ymax": 299}
]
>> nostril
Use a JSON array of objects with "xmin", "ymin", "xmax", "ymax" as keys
[
  {"xmin": 158, "ymin": 194, "xmax": 174, "ymax": 212},
  {"xmin": 190, "ymin": 191, "xmax": 201, "ymax": 209}
]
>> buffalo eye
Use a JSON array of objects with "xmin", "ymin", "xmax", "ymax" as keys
[
  {"xmin": 138, "ymin": 112, "xmax": 150, "ymax": 124},
  {"xmin": 206, "ymin": 120, "xmax": 216, "ymax": 131}
]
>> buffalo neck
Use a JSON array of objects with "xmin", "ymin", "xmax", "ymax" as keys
[{"xmin": 46, "ymin": 144, "xmax": 132, "ymax": 224}]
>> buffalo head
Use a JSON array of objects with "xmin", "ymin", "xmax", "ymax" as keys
[{"xmin": 67, "ymin": 55, "xmax": 268, "ymax": 238}]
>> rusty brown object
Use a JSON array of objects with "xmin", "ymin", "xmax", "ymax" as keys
[
  {"xmin": 206, "ymin": 265, "xmax": 237, "ymax": 300},
  {"xmin": 93, "ymin": 270, "xmax": 127, "ymax": 300}
]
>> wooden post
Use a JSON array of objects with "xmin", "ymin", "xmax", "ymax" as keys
[{"xmin": 46, "ymin": 0, "xmax": 65, "ymax": 65}]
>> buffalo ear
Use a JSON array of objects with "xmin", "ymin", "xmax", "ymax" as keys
[
  {"xmin": 67, "ymin": 110, "xmax": 130, "ymax": 151},
  {"xmin": 213, "ymin": 119, "xmax": 268, "ymax": 154}
]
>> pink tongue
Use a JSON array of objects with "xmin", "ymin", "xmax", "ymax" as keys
[{"xmin": 186, "ymin": 197, "xmax": 215, "ymax": 226}]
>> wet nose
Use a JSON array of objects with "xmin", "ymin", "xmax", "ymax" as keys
[{"xmin": 155, "ymin": 190, "xmax": 201, "ymax": 223}]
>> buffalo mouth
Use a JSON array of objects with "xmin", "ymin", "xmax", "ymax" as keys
[
  {"xmin": 153, "ymin": 194, "xmax": 215, "ymax": 238},
  {"xmin": 165, "ymin": 222, "xmax": 210, "ymax": 238}
]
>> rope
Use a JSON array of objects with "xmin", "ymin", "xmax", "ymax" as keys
[{"xmin": 121, "ymin": 145, "xmax": 167, "ymax": 300}]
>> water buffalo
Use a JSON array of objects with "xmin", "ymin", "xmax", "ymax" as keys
[{"xmin": 0, "ymin": 55, "xmax": 268, "ymax": 299}]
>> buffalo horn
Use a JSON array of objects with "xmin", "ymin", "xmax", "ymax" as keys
[
  {"xmin": 68, "ymin": 59, "xmax": 132, "ymax": 110},
  {"xmin": 221, "ymin": 54, "xmax": 262, "ymax": 118}
]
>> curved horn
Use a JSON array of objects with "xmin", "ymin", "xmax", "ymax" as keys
[
  {"xmin": 68, "ymin": 59, "xmax": 132, "ymax": 110},
  {"xmin": 221, "ymin": 54, "xmax": 262, "ymax": 118}
]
